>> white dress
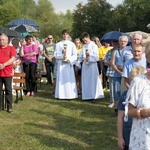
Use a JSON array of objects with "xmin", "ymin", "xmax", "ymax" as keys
[
  {"xmin": 79, "ymin": 41, "xmax": 104, "ymax": 100},
  {"xmin": 54, "ymin": 40, "xmax": 78, "ymax": 99},
  {"xmin": 125, "ymin": 74, "xmax": 150, "ymax": 150}
]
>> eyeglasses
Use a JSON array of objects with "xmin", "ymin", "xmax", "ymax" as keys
[
  {"xmin": 120, "ymin": 41, "xmax": 127, "ymax": 42},
  {"xmin": 48, "ymin": 38, "xmax": 53, "ymax": 39}
]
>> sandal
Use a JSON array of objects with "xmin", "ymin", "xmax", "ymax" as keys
[
  {"xmin": 26, "ymin": 92, "xmax": 30, "ymax": 96},
  {"xmin": 31, "ymin": 92, "xmax": 35, "ymax": 96}
]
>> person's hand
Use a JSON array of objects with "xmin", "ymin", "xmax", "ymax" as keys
[
  {"xmin": 13, "ymin": 63, "xmax": 17, "ymax": 68},
  {"xmin": 118, "ymin": 138, "xmax": 125, "ymax": 150},
  {"xmin": 140, "ymin": 108, "xmax": 150, "ymax": 118},
  {"xmin": 75, "ymin": 66, "xmax": 78, "ymax": 71},
  {"xmin": 47, "ymin": 57, "xmax": 52, "ymax": 62},
  {"xmin": 85, "ymin": 50, "xmax": 89, "ymax": 57},
  {"xmin": 62, "ymin": 49, "xmax": 66, "ymax": 53},
  {"xmin": 0, "ymin": 64, "xmax": 5, "ymax": 70},
  {"xmin": 117, "ymin": 65, "xmax": 123, "ymax": 71}
]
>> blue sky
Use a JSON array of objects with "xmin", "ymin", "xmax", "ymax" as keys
[{"xmin": 49, "ymin": 0, "xmax": 124, "ymax": 13}]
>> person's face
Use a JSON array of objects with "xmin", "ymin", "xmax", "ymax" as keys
[
  {"xmin": 132, "ymin": 34, "xmax": 142, "ymax": 45},
  {"xmin": 33, "ymin": 36, "xmax": 36, "ymax": 41},
  {"xmin": 82, "ymin": 37, "xmax": 90, "ymax": 44},
  {"xmin": 0, "ymin": 35, "xmax": 8, "ymax": 47},
  {"xmin": 12, "ymin": 40, "xmax": 19, "ymax": 49},
  {"xmin": 132, "ymin": 46, "xmax": 143, "ymax": 61},
  {"xmin": 62, "ymin": 33, "xmax": 69, "ymax": 40},
  {"xmin": 119, "ymin": 37, "xmax": 128, "ymax": 48},
  {"xmin": 104, "ymin": 42, "xmax": 110, "ymax": 47},
  {"xmin": 112, "ymin": 41, "xmax": 119, "ymax": 49},
  {"xmin": 47, "ymin": 36, "xmax": 53, "ymax": 43},
  {"xmin": 75, "ymin": 40, "xmax": 81, "ymax": 47},
  {"xmin": 25, "ymin": 37, "xmax": 32, "ymax": 44}
]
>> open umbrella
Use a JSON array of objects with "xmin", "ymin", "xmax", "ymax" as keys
[
  {"xmin": 100, "ymin": 31, "xmax": 130, "ymax": 44},
  {"xmin": 0, "ymin": 27, "xmax": 22, "ymax": 38},
  {"xmin": 7, "ymin": 18, "xmax": 39, "ymax": 28},
  {"xmin": 10, "ymin": 24, "xmax": 38, "ymax": 33}
]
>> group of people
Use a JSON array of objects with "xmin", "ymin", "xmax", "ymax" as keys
[
  {"xmin": 1, "ymin": 29, "xmax": 150, "ymax": 149},
  {"xmin": 54, "ymin": 30, "xmax": 104, "ymax": 102},
  {"xmin": 109, "ymin": 33, "xmax": 150, "ymax": 150}
]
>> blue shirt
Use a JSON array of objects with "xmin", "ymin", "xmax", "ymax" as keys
[
  {"xmin": 122, "ymin": 57, "xmax": 146, "ymax": 81},
  {"xmin": 117, "ymin": 90, "xmax": 132, "ymax": 147},
  {"xmin": 114, "ymin": 49, "xmax": 122, "ymax": 77},
  {"xmin": 122, "ymin": 46, "xmax": 133, "ymax": 65}
]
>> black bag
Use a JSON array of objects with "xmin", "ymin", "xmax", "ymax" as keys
[{"xmin": 24, "ymin": 60, "xmax": 31, "ymax": 65}]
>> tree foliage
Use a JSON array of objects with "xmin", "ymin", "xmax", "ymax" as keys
[
  {"xmin": 0, "ymin": 0, "xmax": 149, "ymax": 39},
  {"xmin": 72, "ymin": 0, "xmax": 113, "ymax": 39},
  {"xmin": 112, "ymin": 0, "xmax": 150, "ymax": 32}
]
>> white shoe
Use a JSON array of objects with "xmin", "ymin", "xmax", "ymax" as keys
[{"xmin": 108, "ymin": 103, "xmax": 114, "ymax": 108}]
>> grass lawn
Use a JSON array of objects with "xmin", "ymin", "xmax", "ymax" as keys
[{"xmin": 0, "ymin": 83, "xmax": 118, "ymax": 150}]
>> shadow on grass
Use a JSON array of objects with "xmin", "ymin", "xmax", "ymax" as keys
[{"xmin": 25, "ymin": 102, "xmax": 117, "ymax": 149}]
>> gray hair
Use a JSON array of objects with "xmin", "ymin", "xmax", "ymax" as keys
[
  {"xmin": 130, "ymin": 32, "xmax": 142, "ymax": 40},
  {"xmin": 0, "ymin": 33, "xmax": 8, "ymax": 39},
  {"xmin": 119, "ymin": 35, "xmax": 128, "ymax": 42}
]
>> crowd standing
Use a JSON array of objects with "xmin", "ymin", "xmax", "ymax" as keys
[{"xmin": 0, "ymin": 29, "xmax": 150, "ymax": 149}]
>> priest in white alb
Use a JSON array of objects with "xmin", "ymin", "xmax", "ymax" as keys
[
  {"xmin": 54, "ymin": 29, "xmax": 78, "ymax": 99},
  {"xmin": 77, "ymin": 32, "xmax": 104, "ymax": 102}
]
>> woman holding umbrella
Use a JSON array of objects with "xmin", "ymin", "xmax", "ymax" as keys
[{"xmin": 20, "ymin": 35, "xmax": 38, "ymax": 96}]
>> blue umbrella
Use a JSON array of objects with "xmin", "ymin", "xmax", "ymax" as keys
[
  {"xmin": 7, "ymin": 18, "xmax": 39, "ymax": 29},
  {"xmin": 100, "ymin": 31, "xmax": 131, "ymax": 44},
  {"xmin": 10, "ymin": 24, "xmax": 38, "ymax": 33}
]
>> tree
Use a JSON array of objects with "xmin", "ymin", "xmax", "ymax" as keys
[
  {"xmin": 72, "ymin": 0, "xmax": 113, "ymax": 39},
  {"xmin": 0, "ymin": 0, "xmax": 21, "ymax": 27},
  {"xmin": 112, "ymin": 0, "xmax": 150, "ymax": 32},
  {"xmin": 57, "ymin": 10, "xmax": 73, "ymax": 37}
]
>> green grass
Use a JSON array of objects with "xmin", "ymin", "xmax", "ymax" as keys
[{"xmin": 0, "ymin": 83, "xmax": 118, "ymax": 150}]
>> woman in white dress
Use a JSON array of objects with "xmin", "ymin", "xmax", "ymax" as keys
[{"xmin": 125, "ymin": 42, "xmax": 150, "ymax": 149}]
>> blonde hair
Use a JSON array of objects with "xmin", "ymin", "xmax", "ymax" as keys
[
  {"xmin": 74, "ymin": 38, "xmax": 82, "ymax": 49},
  {"xmin": 132, "ymin": 43, "xmax": 144, "ymax": 51},
  {"xmin": 130, "ymin": 66, "xmax": 146, "ymax": 80},
  {"xmin": 91, "ymin": 36, "xmax": 102, "ymax": 48}
]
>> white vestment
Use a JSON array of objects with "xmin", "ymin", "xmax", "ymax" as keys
[
  {"xmin": 79, "ymin": 41, "xmax": 104, "ymax": 100},
  {"xmin": 54, "ymin": 40, "xmax": 78, "ymax": 99}
]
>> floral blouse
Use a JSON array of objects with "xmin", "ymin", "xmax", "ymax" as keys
[{"xmin": 124, "ymin": 74, "xmax": 150, "ymax": 150}]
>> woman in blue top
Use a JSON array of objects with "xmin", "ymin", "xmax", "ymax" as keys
[{"xmin": 111, "ymin": 36, "xmax": 128, "ymax": 116}]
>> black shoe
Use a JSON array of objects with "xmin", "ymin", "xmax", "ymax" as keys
[
  {"xmin": 111, "ymin": 113, "xmax": 117, "ymax": 117},
  {"xmin": 91, "ymin": 99, "xmax": 95, "ymax": 103}
]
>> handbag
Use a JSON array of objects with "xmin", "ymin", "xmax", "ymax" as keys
[{"xmin": 24, "ymin": 60, "xmax": 31, "ymax": 65}]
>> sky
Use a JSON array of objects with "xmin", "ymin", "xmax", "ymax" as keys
[{"xmin": 49, "ymin": 0, "xmax": 124, "ymax": 13}]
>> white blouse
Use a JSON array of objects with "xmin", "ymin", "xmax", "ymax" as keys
[{"xmin": 124, "ymin": 74, "xmax": 150, "ymax": 149}]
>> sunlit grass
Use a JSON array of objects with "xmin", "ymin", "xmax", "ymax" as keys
[{"xmin": 0, "ymin": 83, "xmax": 118, "ymax": 150}]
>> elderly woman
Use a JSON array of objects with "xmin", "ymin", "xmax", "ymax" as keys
[
  {"xmin": 20, "ymin": 35, "xmax": 38, "ymax": 96},
  {"xmin": 124, "ymin": 42, "xmax": 150, "ymax": 149}
]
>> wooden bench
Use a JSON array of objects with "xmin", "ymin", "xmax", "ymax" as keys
[
  {"xmin": 2, "ymin": 72, "xmax": 26, "ymax": 108},
  {"xmin": 13, "ymin": 72, "xmax": 26, "ymax": 103}
]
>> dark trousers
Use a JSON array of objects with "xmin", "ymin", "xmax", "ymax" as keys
[
  {"xmin": 45, "ymin": 59, "xmax": 54, "ymax": 84},
  {"xmin": 23, "ymin": 62, "xmax": 37, "ymax": 92},
  {"xmin": 0, "ymin": 77, "xmax": 12, "ymax": 110},
  {"xmin": 124, "ymin": 145, "xmax": 129, "ymax": 150},
  {"xmin": 102, "ymin": 65, "xmax": 109, "ymax": 88}
]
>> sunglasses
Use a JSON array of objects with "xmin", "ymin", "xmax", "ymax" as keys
[{"xmin": 48, "ymin": 38, "xmax": 53, "ymax": 39}]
